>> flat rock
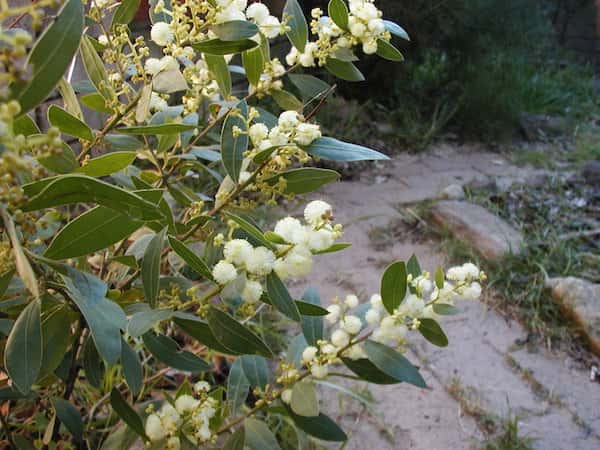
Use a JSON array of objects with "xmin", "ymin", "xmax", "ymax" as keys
[
  {"xmin": 429, "ymin": 201, "xmax": 524, "ymax": 261},
  {"xmin": 546, "ymin": 277, "xmax": 600, "ymax": 355},
  {"xmin": 440, "ymin": 183, "xmax": 465, "ymax": 200},
  {"xmin": 582, "ymin": 160, "xmax": 600, "ymax": 186}
]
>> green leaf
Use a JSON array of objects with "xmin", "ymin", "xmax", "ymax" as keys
[
  {"xmin": 39, "ymin": 305, "xmax": 72, "ymax": 379},
  {"xmin": 301, "ymin": 287, "xmax": 323, "ymax": 346},
  {"xmin": 266, "ymin": 272, "xmax": 301, "ymax": 322},
  {"xmin": 418, "ymin": 318, "xmax": 449, "ymax": 347},
  {"xmin": 432, "ymin": 303, "xmax": 460, "ymax": 315},
  {"xmin": 341, "ymin": 358, "xmax": 398, "ymax": 384},
  {"xmin": 221, "ymin": 100, "xmax": 249, "ymax": 183},
  {"xmin": 240, "ymin": 355, "xmax": 269, "ymax": 388},
  {"xmin": 295, "ymin": 300, "xmax": 329, "ymax": 316},
  {"xmin": 51, "ymin": 397, "xmax": 84, "ymax": 441},
  {"xmin": 45, "ymin": 206, "xmax": 142, "ymax": 259},
  {"xmin": 0, "ymin": 318, "xmax": 12, "ymax": 336},
  {"xmin": 76, "ymin": 152, "xmax": 136, "ymax": 177},
  {"xmin": 57, "ymin": 77, "xmax": 84, "ymax": 120},
  {"xmin": 325, "ymin": 58, "xmax": 364, "ymax": 82},
  {"xmin": 112, "ymin": 0, "xmax": 141, "ymax": 29},
  {"xmin": 328, "ymin": 0, "xmax": 349, "ymax": 30},
  {"xmin": 381, "ymin": 261, "xmax": 407, "ymax": 314},
  {"xmin": 13, "ymin": 114, "xmax": 40, "ymax": 136},
  {"xmin": 406, "ymin": 254, "xmax": 422, "ymax": 278},
  {"xmin": 121, "ymin": 340, "xmax": 143, "ymax": 396},
  {"xmin": 62, "ymin": 267, "xmax": 126, "ymax": 365},
  {"xmin": 98, "ymin": 422, "xmax": 139, "ymax": 450},
  {"xmin": 81, "ymin": 93, "xmax": 111, "ymax": 113},
  {"xmin": 263, "ymin": 231, "xmax": 288, "ymax": 245},
  {"xmin": 13, "ymin": 436, "xmax": 36, "ymax": 450},
  {"xmin": 265, "ymin": 168, "xmax": 339, "ymax": 195},
  {"xmin": 283, "ymin": 0, "xmax": 308, "ymax": 52},
  {"xmin": 242, "ymin": 46, "xmax": 265, "ymax": 86},
  {"xmin": 110, "ymin": 389, "xmax": 147, "ymax": 440},
  {"xmin": 227, "ymin": 358, "xmax": 250, "ymax": 413},
  {"xmin": 80, "ymin": 35, "xmax": 112, "ymax": 99},
  {"xmin": 143, "ymin": 332, "xmax": 211, "ymax": 373},
  {"xmin": 4, "ymin": 298, "xmax": 42, "ymax": 393},
  {"xmin": 0, "ymin": 386, "xmax": 29, "ymax": 400},
  {"xmin": 189, "ymin": 146, "xmax": 221, "ymax": 162},
  {"xmin": 287, "ymin": 334, "xmax": 308, "ymax": 368},
  {"xmin": 205, "ymin": 54, "xmax": 232, "ymax": 98},
  {"xmin": 191, "ymin": 39, "xmax": 258, "ymax": 55},
  {"xmin": 37, "ymin": 143, "xmax": 78, "ymax": 174},
  {"xmin": 142, "ymin": 229, "xmax": 166, "ymax": 308},
  {"xmin": 2, "ymin": 184, "xmax": 40, "ymax": 300},
  {"xmin": 207, "ymin": 307, "xmax": 273, "ymax": 357},
  {"xmin": 434, "ymin": 267, "xmax": 445, "ymax": 290},
  {"xmin": 224, "ymin": 212, "xmax": 274, "ymax": 250},
  {"xmin": 291, "ymin": 381, "xmax": 319, "ymax": 417},
  {"xmin": 252, "ymin": 145, "xmax": 283, "ymax": 164},
  {"xmin": 270, "ymin": 89, "xmax": 303, "ymax": 111},
  {"xmin": 288, "ymin": 74, "xmax": 331, "ymax": 101},
  {"xmin": 362, "ymin": 340, "xmax": 426, "ymax": 388},
  {"xmin": 304, "ymin": 137, "xmax": 389, "ymax": 161},
  {"xmin": 0, "ymin": 270, "xmax": 13, "ymax": 299},
  {"xmin": 168, "ymin": 237, "xmax": 214, "ymax": 281},
  {"xmin": 376, "ymin": 39, "xmax": 404, "ymax": 62},
  {"xmin": 128, "ymin": 308, "xmax": 173, "ymax": 338},
  {"xmin": 287, "ymin": 409, "xmax": 347, "ymax": 441},
  {"xmin": 223, "ymin": 426, "xmax": 245, "ymax": 450},
  {"xmin": 76, "ymin": 152, "xmax": 137, "ymax": 177},
  {"xmin": 174, "ymin": 316, "xmax": 239, "ymax": 355},
  {"xmin": 47, "ymin": 105, "xmax": 94, "ymax": 141},
  {"xmin": 23, "ymin": 175, "xmax": 163, "ymax": 221},
  {"xmin": 11, "ymin": 0, "xmax": 83, "ymax": 114},
  {"xmin": 244, "ymin": 418, "xmax": 281, "ymax": 450},
  {"xmin": 384, "ymin": 20, "xmax": 410, "ymax": 40},
  {"xmin": 311, "ymin": 242, "xmax": 352, "ymax": 255},
  {"xmin": 211, "ymin": 20, "xmax": 259, "ymax": 41},
  {"xmin": 83, "ymin": 336, "xmax": 105, "ymax": 388},
  {"xmin": 116, "ymin": 123, "xmax": 197, "ymax": 135}
]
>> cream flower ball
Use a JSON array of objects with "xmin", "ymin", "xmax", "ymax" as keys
[
  {"xmin": 223, "ymin": 239, "xmax": 253, "ymax": 266},
  {"xmin": 241, "ymin": 280, "xmax": 263, "ymax": 304},
  {"xmin": 151, "ymin": 22, "xmax": 174, "ymax": 46},
  {"xmin": 212, "ymin": 261, "xmax": 237, "ymax": 285},
  {"xmin": 304, "ymin": 200, "xmax": 332, "ymax": 225}
]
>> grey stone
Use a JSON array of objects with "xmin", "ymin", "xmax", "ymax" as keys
[
  {"xmin": 582, "ymin": 160, "xmax": 600, "ymax": 186},
  {"xmin": 440, "ymin": 183, "xmax": 465, "ymax": 200},
  {"xmin": 546, "ymin": 277, "xmax": 600, "ymax": 355},
  {"xmin": 520, "ymin": 114, "xmax": 569, "ymax": 141},
  {"xmin": 429, "ymin": 200, "xmax": 524, "ymax": 260}
]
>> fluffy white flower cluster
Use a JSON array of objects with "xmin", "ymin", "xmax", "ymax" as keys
[
  {"xmin": 150, "ymin": 21, "xmax": 175, "ymax": 47},
  {"xmin": 248, "ymin": 110, "xmax": 322, "ymax": 155},
  {"xmin": 367, "ymin": 264, "xmax": 485, "ymax": 347},
  {"xmin": 346, "ymin": 0, "xmax": 387, "ymax": 54},
  {"xmin": 145, "ymin": 381, "xmax": 216, "ymax": 448},
  {"xmin": 144, "ymin": 54, "xmax": 182, "ymax": 76},
  {"xmin": 211, "ymin": 201, "xmax": 342, "ymax": 304},
  {"xmin": 297, "ymin": 263, "xmax": 484, "ymax": 382},
  {"xmin": 286, "ymin": 0, "xmax": 389, "ymax": 67},
  {"xmin": 296, "ymin": 294, "xmax": 367, "ymax": 381},
  {"xmin": 248, "ymin": 58, "xmax": 286, "ymax": 94},
  {"xmin": 245, "ymin": 2, "xmax": 284, "ymax": 39}
]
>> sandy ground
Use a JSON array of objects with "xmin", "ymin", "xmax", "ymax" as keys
[{"xmin": 286, "ymin": 144, "xmax": 600, "ymax": 450}]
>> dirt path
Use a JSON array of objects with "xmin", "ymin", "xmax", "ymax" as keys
[{"xmin": 290, "ymin": 145, "xmax": 600, "ymax": 449}]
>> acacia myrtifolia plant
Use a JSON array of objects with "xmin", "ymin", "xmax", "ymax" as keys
[{"xmin": 0, "ymin": 0, "xmax": 485, "ymax": 448}]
